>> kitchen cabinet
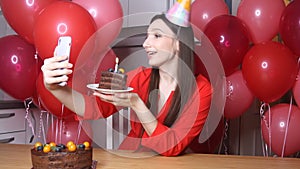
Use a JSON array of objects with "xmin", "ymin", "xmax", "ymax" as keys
[
  {"xmin": 120, "ymin": 0, "xmax": 174, "ymax": 27},
  {"xmin": 0, "ymin": 108, "xmax": 26, "ymax": 144}
]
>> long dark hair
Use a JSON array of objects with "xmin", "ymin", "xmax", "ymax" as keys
[{"xmin": 146, "ymin": 14, "xmax": 196, "ymax": 127}]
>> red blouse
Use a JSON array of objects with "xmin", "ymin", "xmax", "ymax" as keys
[{"xmin": 83, "ymin": 67, "xmax": 212, "ymax": 156}]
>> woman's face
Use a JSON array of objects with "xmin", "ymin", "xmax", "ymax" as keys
[{"xmin": 143, "ymin": 19, "xmax": 179, "ymax": 68}]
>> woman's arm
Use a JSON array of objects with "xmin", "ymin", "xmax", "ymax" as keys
[
  {"xmin": 41, "ymin": 55, "xmax": 85, "ymax": 116},
  {"xmin": 93, "ymin": 92, "xmax": 158, "ymax": 135}
]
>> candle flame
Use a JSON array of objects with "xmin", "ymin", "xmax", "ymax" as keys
[{"xmin": 115, "ymin": 57, "xmax": 119, "ymax": 64}]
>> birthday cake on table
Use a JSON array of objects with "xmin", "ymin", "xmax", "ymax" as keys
[{"xmin": 31, "ymin": 141, "xmax": 94, "ymax": 169}]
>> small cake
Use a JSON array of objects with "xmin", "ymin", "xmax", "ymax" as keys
[
  {"xmin": 31, "ymin": 141, "xmax": 93, "ymax": 169},
  {"xmin": 98, "ymin": 68, "xmax": 127, "ymax": 90}
]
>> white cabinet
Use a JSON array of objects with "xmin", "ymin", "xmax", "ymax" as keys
[
  {"xmin": 120, "ymin": 0, "xmax": 174, "ymax": 27},
  {"xmin": 0, "ymin": 109, "xmax": 26, "ymax": 144}
]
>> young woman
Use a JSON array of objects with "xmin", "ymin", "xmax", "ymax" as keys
[{"xmin": 41, "ymin": 13, "xmax": 212, "ymax": 156}]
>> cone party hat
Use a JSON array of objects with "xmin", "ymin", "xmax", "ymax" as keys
[{"xmin": 165, "ymin": 0, "xmax": 191, "ymax": 27}]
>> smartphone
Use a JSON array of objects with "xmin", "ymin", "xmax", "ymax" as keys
[{"xmin": 55, "ymin": 36, "xmax": 72, "ymax": 86}]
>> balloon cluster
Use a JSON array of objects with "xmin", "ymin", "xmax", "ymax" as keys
[
  {"xmin": 0, "ymin": 0, "xmax": 123, "ymax": 143},
  {"xmin": 192, "ymin": 0, "xmax": 300, "ymax": 156},
  {"xmin": 1, "ymin": 0, "xmax": 299, "ymax": 156}
]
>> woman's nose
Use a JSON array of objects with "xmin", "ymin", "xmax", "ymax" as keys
[{"xmin": 143, "ymin": 38, "xmax": 150, "ymax": 49}]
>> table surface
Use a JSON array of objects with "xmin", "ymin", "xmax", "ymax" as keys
[{"xmin": 0, "ymin": 144, "xmax": 300, "ymax": 169}]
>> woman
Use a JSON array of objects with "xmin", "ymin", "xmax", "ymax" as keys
[{"xmin": 42, "ymin": 12, "xmax": 212, "ymax": 156}]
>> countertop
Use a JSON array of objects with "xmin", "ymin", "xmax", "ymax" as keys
[{"xmin": 0, "ymin": 144, "xmax": 300, "ymax": 169}]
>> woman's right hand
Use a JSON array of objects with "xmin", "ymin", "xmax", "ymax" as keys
[{"xmin": 41, "ymin": 55, "xmax": 73, "ymax": 90}]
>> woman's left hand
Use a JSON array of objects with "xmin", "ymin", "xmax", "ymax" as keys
[{"xmin": 93, "ymin": 91, "xmax": 142, "ymax": 109}]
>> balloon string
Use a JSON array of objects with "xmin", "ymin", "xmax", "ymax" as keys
[
  {"xmin": 37, "ymin": 110, "xmax": 42, "ymax": 138},
  {"xmin": 260, "ymin": 126, "xmax": 266, "ymax": 157},
  {"xmin": 281, "ymin": 96, "xmax": 293, "ymax": 157},
  {"xmin": 259, "ymin": 103, "xmax": 266, "ymax": 157},
  {"xmin": 219, "ymin": 119, "xmax": 228, "ymax": 155},
  {"xmin": 46, "ymin": 111, "xmax": 50, "ymax": 142},
  {"xmin": 226, "ymin": 80, "xmax": 233, "ymax": 98},
  {"xmin": 260, "ymin": 103, "xmax": 271, "ymax": 156},
  {"xmin": 59, "ymin": 118, "xmax": 63, "ymax": 144},
  {"xmin": 58, "ymin": 104, "xmax": 65, "ymax": 144},
  {"xmin": 24, "ymin": 98, "xmax": 35, "ymax": 139},
  {"xmin": 51, "ymin": 113, "xmax": 54, "ymax": 143},
  {"xmin": 55, "ymin": 117, "xmax": 59, "ymax": 144},
  {"xmin": 76, "ymin": 120, "xmax": 83, "ymax": 145},
  {"xmin": 267, "ymin": 103, "xmax": 271, "ymax": 156},
  {"xmin": 40, "ymin": 110, "xmax": 48, "ymax": 144},
  {"xmin": 217, "ymin": 119, "xmax": 225, "ymax": 154}
]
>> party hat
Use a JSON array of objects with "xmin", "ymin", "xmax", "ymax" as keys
[{"xmin": 165, "ymin": 0, "xmax": 191, "ymax": 27}]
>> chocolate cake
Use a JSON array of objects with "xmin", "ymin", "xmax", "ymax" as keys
[
  {"xmin": 98, "ymin": 70, "xmax": 127, "ymax": 90},
  {"xmin": 31, "ymin": 142, "xmax": 93, "ymax": 169}
]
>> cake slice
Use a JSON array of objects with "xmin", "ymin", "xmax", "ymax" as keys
[{"xmin": 98, "ymin": 69, "xmax": 127, "ymax": 90}]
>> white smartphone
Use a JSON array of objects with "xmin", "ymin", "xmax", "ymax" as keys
[{"xmin": 55, "ymin": 36, "xmax": 72, "ymax": 86}]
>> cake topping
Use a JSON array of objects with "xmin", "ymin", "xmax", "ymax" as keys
[
  {"xmin": 33, "ymin": 141, "xmax": 91, "ymax": 153},
  {"xmin": 118, "ymin": 68, "xmax": 125, "ymax": 74},
  {"xmin": 68, "ymin": 144, "xmax": 77, "ymax": 152},
  {"xmin": 43, "ymin": 145, "xmax": 51, "ymax": 153},
  {"xmin": 83, "ymin": 141, "xmax": 90, "ymax": 148},
  {"xmin": 34, "ymin": 142, "xmax": 42, "ymax": 149}
]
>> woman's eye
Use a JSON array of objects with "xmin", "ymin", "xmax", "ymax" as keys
[
  {"xmin": 154, "ymin": 34, "xmax": 162, "ymax": 38},
  {"xmin": 145, "ymin": 33, "xmax": 163, "ymax": 39}
]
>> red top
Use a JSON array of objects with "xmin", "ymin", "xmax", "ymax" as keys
[{"xmin": 83, "ymin": 67, "xmax": 212, "ymax": 156}]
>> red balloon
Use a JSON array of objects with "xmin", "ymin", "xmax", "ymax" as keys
[
  {"xmin": 72, "ymin": 0, "xmax": 123, "ymax": 50},
  {"xmin": 204, "ymin": 15, "xmax": 251, "ymax": 75},
  {"xmin": 224, "ymin": 70, "xmax": 255, "ymax": 119},
  {"xmin": 279, "ymin": 0, "xmax": 300, "ymax": 56},
  {"xmin": 34, "ymin": 1, "xmax": 97, "ymax": 65},
  {"xmin": 261, "ymin": 103, "xmax": 300, "ymax": 156},
  {"xmin": 237, "ymin": 0, "xmax": 286, "ymax": 44},
  {"xmin": 47, "ymin": 118, "xmax": 93, "ymax": 145},
  {"xmin": 36, "ymin": 72, "xmax": 75, "ymax": 120},
  {"xmin": 242, "ymin": 41, "xmax": 298, "ymax": 103},
  {"xmin": 0, "ymin": 0, "xmax": 57, "ymax": 44},
  {"xmin": 191, "ymin": 0, "xmax": 229, "ymax": 34},
  {"xmin": 293, "ymin": 70, "xmax": 300, "ymax": 107},
  {"xmin": 0, "ymin": 35, "xmax": 39, "ymax": 100}
]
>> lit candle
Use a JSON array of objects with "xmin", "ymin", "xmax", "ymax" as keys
[{"xmin": 114, "ymin": 57, "xmax": 119, "ymax": 73}]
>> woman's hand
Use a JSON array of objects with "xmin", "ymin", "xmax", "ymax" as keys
[
  {"xmin": 93, "ymin": 92, "xmax": 141, "ymax": 107},
  {"xmin": 41, "ymin": 55, "xmax": 73, "ymax": 90},
  {"xmin": 93, "ymin": 92, "xmax": 147, "ymax": 112}
]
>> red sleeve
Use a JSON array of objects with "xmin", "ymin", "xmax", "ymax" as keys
[
  {"xmin": 141, "ymin": 75, "xmax": 212, "ymax": 156},
  {"xmin": 82, "ymin": 94, "xmax": 117, "ymax": 119}
]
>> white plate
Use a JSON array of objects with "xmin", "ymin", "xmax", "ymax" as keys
[{"xmin": 86, "ymin": 83, "xmax": 133, "ymax": 94}]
